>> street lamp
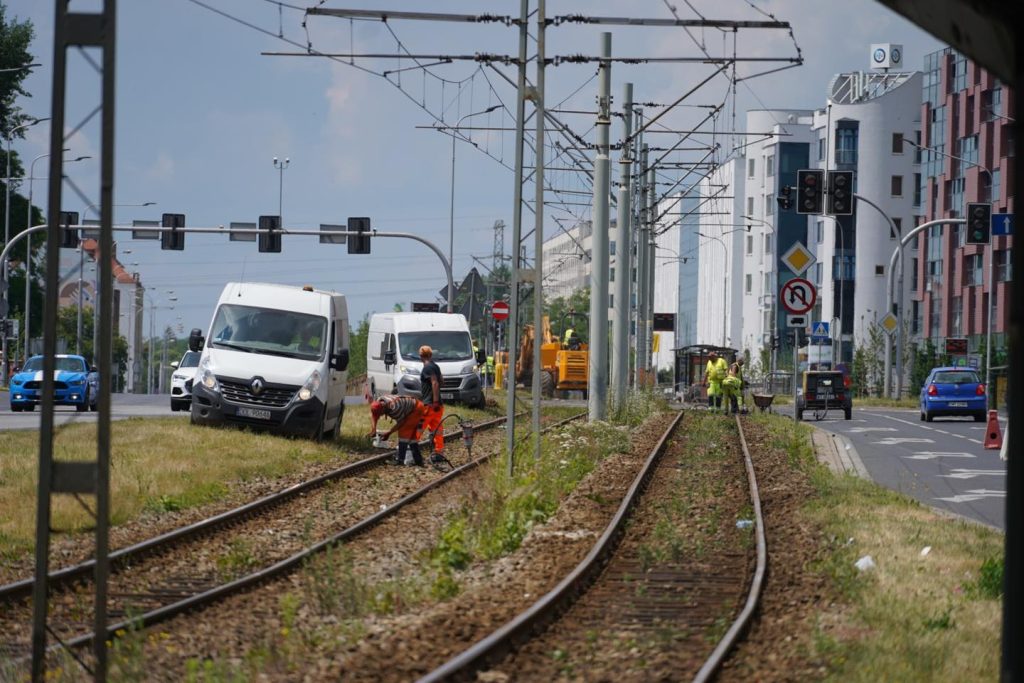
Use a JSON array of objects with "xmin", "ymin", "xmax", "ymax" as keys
[
  {"xmin": 2, "ymin": 116, "xmax": 48, "ymax": 382},
  {"xmin": 0, "ymin": 63, "xmax": 40, "ymax": 73},
  {"xmin": 903, "ymin": 137, "xmax": 997, "ymax": 405},
  {"xmin": 273, "ymin": 156, "xmax": 289, "ymax": 226},
  {"xmin": 145, "ymin": 291, "xmax": 176, "ymax": 394},
  {"xmin": 742, "ymin": 214, "xmax": 779, "ymax": 375},
  {"xmin": 23, "ymin": 151, "xmax": 90, "ymax": 359},
  {"xmin": 697, "ymin": 231, "xmax": 728, "ymax": 347},
  {"xmin": 80, "ymin": 202, "xmax": 156, "ymax": 362},
  {"xmin": 444, "ymin": 105, "xmax": 500, "ymax": 307}
]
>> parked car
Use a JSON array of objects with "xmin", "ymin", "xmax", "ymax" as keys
[
  {"xmin": 920, "ymin": 367, "xmax": 987, "ymax": 422},
  {"xmin": 9, "ymin": 354, "xmax": 97, "ymax": 412},
  {"xmin": 170, "ymin": 350, "xmax": 202, "ymax": 412}
]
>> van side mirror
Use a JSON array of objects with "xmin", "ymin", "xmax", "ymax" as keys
[
  {"xmin": 476, "ymin": 349, "xmax": 486, "ymax": 365},
  {"xmin": 331, "ymin": 349, "xmax": 350, "ymax": 371},
  {"xmin": 384, "ymin": 349, "xmax": 397, "ymax": 367},
  {"xmin": 188, "ymin": 328, "xmax": 205, "ymax": 352}
]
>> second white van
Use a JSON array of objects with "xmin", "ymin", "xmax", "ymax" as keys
[{"xmin": 366, "ymin": 312, "xmax": 484, "ymax": 407}]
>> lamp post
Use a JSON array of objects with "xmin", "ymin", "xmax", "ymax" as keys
[
  {"xmin": 145, "ymin": 291, "xmax": 176, "ymax": 394},
  {"xmin": 80, "ymin": 202, "xmax": 156, "ymax": 362},
  {"xmin": 903, "ymin": 137, "xmax": 995, "ymax": 404},
  {"xmin": 445, "ymin": 105, "xmax": 500, "ymax": 309},
  {"xmin": 3, "ymin": 116, "xmax": 48, "ymax": 382},
  {"xmin": 743, "ymin": 214, "xmax": 779, "ymax": 375},
  {"xmin": 698, "ymin": 231, "xmax": 728, "ymax": 347},
  {"xmin": 0, "ymin": 63, "xmax": 40, "ymax": 74},
  {"xmin": 23, "ymin": 152, "xmax": 90, "ymax": 360},
  {"xmin": 273, "ymin": 157, "xmax": 289, "ymax": 226}
]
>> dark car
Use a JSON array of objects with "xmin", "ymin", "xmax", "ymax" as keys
[
  {"xmin": 796, "ymin": 370, "xmax": 851, "ymax": 421},
  {"xmin": 920, "ymin": 367, "xmax": 986, "ymax": 422}
]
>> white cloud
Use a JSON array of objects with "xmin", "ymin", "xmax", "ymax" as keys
[{"xmin": 144, "ymin": 152, "xmax": 175, "ymax": 182}]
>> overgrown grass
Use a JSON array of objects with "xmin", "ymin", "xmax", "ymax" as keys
[
  {"xmin": 750, "ymin": 412, "xmax": 1003, "ymax": 681},
  {"xmin": 0, "ymin": 401, "xmax": 502, "ymax": 561},
  {"xmin": 425, "ymin": 391, "xmax": 666, "ymax": 597}
]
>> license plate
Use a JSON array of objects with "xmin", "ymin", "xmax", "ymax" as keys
[
  {"xmin": 440, "ymin": 392, "xmax": 455, "ymax": 400},
  {"xmin": 238, "ymin": 406, "xmax": 271, "ymax": 420},
  {"xmin": 949, "ymin": 402, "xmax": 967, "ymax": 407}
]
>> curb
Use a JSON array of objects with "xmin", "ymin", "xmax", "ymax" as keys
[{"xmin": 809, "ymin": 425, "xmax": 869, "ymax": 479}]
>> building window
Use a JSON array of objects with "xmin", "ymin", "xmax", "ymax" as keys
[
  {"xmin": 765, "ymin": 233, "xmax": 772, "ymax": 254},
  {"xmin": 997, "ymin": 249, "xmax": 1013, "ymax": 281},
  {"xmin": 748, "ymin": 158, "xmax": 755, "ymax": 178},
  {"xmin": 990, "ymin": 168, "xmax": 1001, "ymax": 206},
  {"xmin": 746, "ymin": 235, "xmax": 753, "ymax": 255},
  {"xmin": 816, "ymin": 220, "xmax": 824, "ymax": 244},
  {"xmin": 766, "ymin": 154, "xmax": 775, "ymax": 176},
  {"xmin": 910, "ymin": 257, "xmax": 918, "ymax": 292},
  {"xmin": 891, "ymin": 175, "xmax": 903, "ymax": 197},
  {"xmin": 913, "ymin": 173, "xmax": 922, "ymax": 207},
  {"xmin": 951, "ymin": 296, "xmax": 963, "ymax": 336},
  {"xmin": 892, "ymin": 132, "xmax": 904, "ymax": 154},
  {"xmin": 610, "ymin": 267, "xmax": 615, "ymax": 282},
  {"xmin": 913, "ymin": 130, "xmax": 922, "ymax": 163},
  {"xmin": 875, "ymin": 265, "xmax": 885, "ymax": 276},
  {"xmin": 891, "ymin": 217, "xmax": 902, "ymax": 240},
  {"xmin": 818, "ymin": 137, "xmax": 826, "ymax": 161},
  {"xmin": 745, "ymin": 273, "xmax": 752, "ymax": 293},
  {"xmin": 929, "ymin": 296, "xmax": 941, "ymax": 339},
  {"xmin": 764, "ymin": 193, "xmax": 772, "ymax": 217},
  {"xmin": 983, "ymin": 87, "xmax": 1003, "ymax": 121},
  {"xmin": 609, "ymin": 240, "xmax": 616, "ymax": 256},
  {"xmin": 814, "ymin": 262, "xmax": 822, "ymax": 287},
  {"xmin": 835, "ymin": 126, "xmax": 858, "ymax": 165},
  {"xmin": 747, "ymin": 196, "xmax": 754, "ymax": 216},
  {"xmin": 964, "ymin": 253, "xmax": 984, "ymax": 286}
]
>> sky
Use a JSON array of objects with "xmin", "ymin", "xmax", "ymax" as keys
[{"xmin": 9, "ymin": 0, "xmax": 942, "ymax": 337}]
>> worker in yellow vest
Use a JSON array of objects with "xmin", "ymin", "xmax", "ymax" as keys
[{"xmin": 703, "ymin": 351, "xmax": 728, "ymax": 412}]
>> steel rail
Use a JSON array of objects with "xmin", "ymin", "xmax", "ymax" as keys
[
  {"xmin": 0, "ymin": 413, "xmax": 512, "ymax": 603},
  {"xmin": 419, "ymin": 409, "xmax": 686, "ymax": 682},
  {"xmin": 20, "ymin": 411, "xmax": 586, "ymax": 658},
  {"xmin": 692, "ymin": 415, "xmax": 768, "ymax": 682}
]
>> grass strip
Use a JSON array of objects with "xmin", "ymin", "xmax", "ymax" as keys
[{"xmin": 753, "ymin": 412, "xmax": 1002, "ymax": 682}]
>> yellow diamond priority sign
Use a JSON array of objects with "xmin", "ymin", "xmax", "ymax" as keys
[
  {"xmin": 880, "ymin": 312, "xmax": 898, "ymax": 334},
  {"xmin": 781, "ymin": 241, "xmax": 816, "ymax": 276}
]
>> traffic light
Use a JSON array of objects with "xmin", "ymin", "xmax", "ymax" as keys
[
  {"xmin": 258, "ymin": 215, "xmax": 282, "ymax": 253},
  {"xmin": 59, "ymin": 211, "xmax": 80, "ymax": 248},
  {"xmin": 796, "ymin": 169, "xmax": 824, "ymax": 215},
  {"xmin": 965, "ymin": 202, "xmax": 991, "ymax": 245},
  {"xmin": 161, "ymin": 213, "xmax": 186, "ymax": 250},
  {"xmin": 826, "ymin": 170, "xmax": 854, "ymax": 215},
  {"xmin": 776, "ymin": 185, "xmax": 793, "ymax": 211},
  {"xmin": 347, "ymin": 216, "xmax": 371, "ymax": 254}
]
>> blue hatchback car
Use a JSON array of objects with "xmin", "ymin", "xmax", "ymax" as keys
[
  {"xmin": 920, "ymin": 366, "xmax": 987, "ymax": 422},
  {"xmin": 9, "ymin": 354, "xmax": 98, "ymax": 412}
]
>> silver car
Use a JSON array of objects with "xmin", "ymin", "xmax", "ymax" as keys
[{"xmin": 170, "ymin": 350, "xmax": 201, "ymax": 412}]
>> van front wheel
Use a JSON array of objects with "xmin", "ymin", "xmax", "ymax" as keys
[{"xmin": 321, "ymin": 404, "xmax": 344, "ymax": 442}]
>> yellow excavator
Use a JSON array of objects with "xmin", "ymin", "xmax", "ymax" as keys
[{"xmin": 513, "ymin": 312, "xmax": 589, "ymax": 398}]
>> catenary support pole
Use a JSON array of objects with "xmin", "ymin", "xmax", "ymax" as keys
[
  {"xmin": 646, "ymin": 163, "xmax": 657, "ymax": 380},
  {"xmin": 588, "ymin": 32, "xmax": 611, "ymax": 421},
  {"xmin": 504, "ymin": 0, "xmax": 528, "ymax": 474},
  {"xmin": 531, "ymin": 0, "xmax": 546, "ymax": 459},
  {"xmin": 634, "ymin": 144, "xmax": 649, "ymax": 389},
  {"xmin": 611, "ymin": 82, "xmax": 633, "ymax": 410}
]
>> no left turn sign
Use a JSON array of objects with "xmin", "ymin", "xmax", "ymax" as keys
[{"xmin": 780, "ymin": 278, "xmax": 817, "ymax": 315}]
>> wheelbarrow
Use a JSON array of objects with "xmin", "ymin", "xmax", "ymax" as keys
[{"xmin": 751, "ymin": 393, "xmax": 775, "ymax": 413}]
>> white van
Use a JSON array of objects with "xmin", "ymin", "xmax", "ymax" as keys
[
  {"xmin": 367, "ymin": 312, "xmax": 484, "ymax": 407},
  {"xmin": 189, "ymin": 282, "xmax": 350, "ymax": 440}
]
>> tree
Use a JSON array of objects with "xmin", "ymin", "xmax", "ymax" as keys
[
  {"xmin": 545, "ymin": 287, "xmax": 592, "ymax": 342},
  {"xmin": 347, "ymin": 315, "xmax": 369, "ymax": 377}
]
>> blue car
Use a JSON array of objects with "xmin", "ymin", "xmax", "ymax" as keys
[
  {"xmin": 920, "ymin": 366, "xmax": 987, "ymax": 422},
  {"xmin": 9, "ymin": 354, "xmax": 99, "ymax": 413}
]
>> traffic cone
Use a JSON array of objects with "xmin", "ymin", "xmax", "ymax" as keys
[{"xmin": 984, "ymin": 410, "xmax": 1003, "ymax": 450}]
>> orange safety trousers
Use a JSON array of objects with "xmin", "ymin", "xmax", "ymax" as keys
[{"xmin": 421, "ymin": 404, "xmax": 445, "ymax": 452}]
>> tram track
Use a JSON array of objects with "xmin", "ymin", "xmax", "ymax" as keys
[
  {"xmin": 1, "ymin": 411, "xmax": 585, "ymax": 672},
  {"xmin": 421, "ymin": 412, "xmax": 767, "ymax": 682}
]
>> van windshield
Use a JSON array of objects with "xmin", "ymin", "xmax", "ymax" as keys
[
  {"xmin": 398, "ymin": 331, "xmax": 473, "ymax": 361},
  {"xmin": 210, "ymin": 304, "xmax": 327, "ymax": 360}
]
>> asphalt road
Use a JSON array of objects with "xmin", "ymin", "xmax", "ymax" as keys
[
  {"xmin": 0, "ymin": 393, "xmax": 368, "ymax": 432},
  {"xmin": 784, "ymin": 405, "xmax": 1007, "ymax": 530}
]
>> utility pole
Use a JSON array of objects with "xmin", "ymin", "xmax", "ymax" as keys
[
  {"xmin": 634, "ymin": 143, "xmax": 649, "ymax": 389},
  {"xmin": 588, "ymin": 32, "xmax": 611, "ymax": 421},
  {"xmin": 646, "ymin": 163, "xmax": 657, "ymax": 379},
  {"xmin": 504, "ymin": 0, "xmax": 529, "ymax": 474},
  {"xmin": 611, "ymin": 82, "xmax": 633, "ymax": 410},
  {"xmin": 530, "ymin": 0, "xmax": 546, "ymax": 459}
]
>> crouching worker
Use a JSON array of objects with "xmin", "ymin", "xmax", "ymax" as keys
[
  {"xmin": 368, "ymin": 394, "xmax": 427, "ymax": 466},
  {"xmin": 723, "ymin": 363, "xmax": 743, "ymax": 415}
]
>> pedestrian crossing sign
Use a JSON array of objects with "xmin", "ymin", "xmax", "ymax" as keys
[{"xmin": 811, "ymin": 321, "xmax": 829, "ymax": 338}]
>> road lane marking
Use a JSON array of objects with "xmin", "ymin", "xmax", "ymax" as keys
[
  {"xmin": 938, "ymin": 469, "xmax": 1007, "ymax": 480},
  {"xmin": 879, "ymin": 414, "xmax": 984, "ymax": 445},
  {"xmin": 904, "ymin": 452, "xmax": 976, "ymax": 460},
  {"xmin": 873, "ymin": 437, "xmax": 935, "ymax": 445},
  {"xmin": 936, "ymin": 489, "xmax": 1005, "ymax": 503},
  {"xmin": 848, "ymin": 427, "xmax": 898, "ymax": 433}
]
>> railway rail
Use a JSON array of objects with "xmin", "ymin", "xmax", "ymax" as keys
[
  {"xmin": 2, "ymin": 411, "xmax": 584, "ymax": 669},
  {"xmin": 420, "ymin": 412, "xmax": 767, "ymax": 682}
]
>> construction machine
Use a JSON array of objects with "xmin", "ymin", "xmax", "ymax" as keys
[{"xmin": 513, "ymin": 312, "xmax": 589, "ymax": 398}]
